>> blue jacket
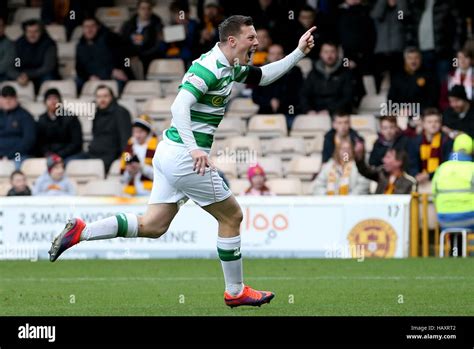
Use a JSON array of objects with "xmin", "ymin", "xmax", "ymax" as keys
[{"xmin": 0, "ymin": 106, "xmax": 37, "ymax": 158}]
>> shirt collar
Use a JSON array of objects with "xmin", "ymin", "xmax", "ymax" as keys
[{"xmin": 213, "ymin": 42, "xmax": 231, "ymax": 67}]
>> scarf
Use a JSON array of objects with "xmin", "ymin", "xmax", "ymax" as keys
[
  {"xmin": 120, "ymin": 136, "xmax": 157, "ymax": 195},
  {"xmin": 384, "ymin": 174, "xmax": 399, "ymax": 194},
  {"xmin": 327, "ymin": 161, "xmax": 352, "ymax": 195},
  {"xmin": 420, "ymin": 132, "xmax": 441, "ymax": 174}
]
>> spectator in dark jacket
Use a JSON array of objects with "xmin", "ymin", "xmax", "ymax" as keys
[
  {"xmin": 36, "ymin": 88, "xmax": 83, "ymax": 160},
  {"xmin": 76, "ymin": 17, "xmax": 130, "ymax": 91},
  {"xmin": 336, "ymin": 0, "xmax": 376, "ymax": 105},
  {"xmin": 7, "ymin": 19, "xmax": 58, "ymax": 92},
  {"xmin": 252, "ymin": 44, "xmax": 303, "ymax": 129},
  {"xmin": 0, "ymin": 86, "xmax": 36, "ymax": 166},
  {"xmin": 370, "ymin": 0, "xmax": 408, "ymax": 92},
  {"xmin": 388, "ymin": 47, "xmax": 439, "ymax": 111},
  {"xmin": 354, "ymin": 143, "xmax": 417, "ymax": 194},
  {"xmin": 167, "ymin": 1, "xmax": 201, "ymax": 68},
  {"xmin": 300, "ymin": 42, "xmax": 353, "ymax": 115},
  {"xmin": 71, "ymin": 85, "xmax": 131, "ymax": 174},
  {"xmin": 120, "ymin": 0, "xmax": 165, "ymax": 72},
  {"xmin": 405, "ymin": 0, "xmax": 465, "ymax": 81},
  {"xmin": 0, "ymin": 18, "xmax": 15, "ymax": 82},
  {"xmin": 369, "ymin": 115, "xmax": 409, "ymax": 167},
  {"xmin": 408, "ymin": 108, "xmax": 453, "ymax": 184},
  {"xmin": 442, "ymin": 85, "xmax": 474, "ymax": 139},
  {"xmin": 322, "ymin": 111, "xmax": 364, "ymax": 163}
]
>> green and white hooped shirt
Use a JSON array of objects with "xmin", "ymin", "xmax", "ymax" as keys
[{"xmin": 165, "ymin": 42, "xmax": 261, "ymax": 150}]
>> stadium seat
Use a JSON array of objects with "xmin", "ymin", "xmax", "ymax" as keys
[
  {"xmin": 227, "ymin": 136, "xmax": 262, "ymax": 156},
  {"xmin": 115, "ymin": 0, "xmax": 138, "ymax": 8},
  {"xmin": 141, "ymin": 97, "xmax": 174, "ymax": 119},
  {"xmin": 296, "ymin": 57, "xmax": 313, "ymax": 79},
  {"xmin": 38, "ymin": 80, "xmax": 77, "ymax": 101},
  {"xmin": 304, "ymin": 135, "xmax": 324, "ymax": 155},
  {"xmin": 146, "ymin": 59, "xmax": 185, "ymax": 81},
  {"xmin": 66, "ymin": 159, "xmax": 105, "ymax": 184},
  {"xmin": 0, "ymin": 182, "xmax": 10, "ymax": 196},
  {"xmin": 107, "ymin": 159, "xmax": 122, "ymax": 180},
  {"xmin": 212, "ymin": 158, "xmax": 238, "ymax": 179},
  {"xmin": 153, "ymin": 4, "xmax": 171, "ymax": 25},
  {"xmin": 70, "ymin": 26, "xmax": 83, "ymax": 42},
  {"xmin": 227, "ymin": 98, "xmax": 259, "ymax": 117},
  {"xmin": 80, "ymin": 80, "xmax": 119, "ymax": 99},
  {"xmin": 360, "ymin": 132, "xmax": 378, "ymax": 153},
  {"xmin": 290, "ymin": 114, "xmax": 331, "ymax": 138},
  {"xmin": 266, "ymin": 178, "xmax": 303, "ymax": 195},
  {"xmin": 5, "ymin": 24, "xmax": 22, "ymax": 40},
  {"xmin": 209, "ymin": 138, "xmax": 229, "ymax": 157},
  {"xmin": 79, "ymin": 179, "xmax": 122, "ymax": 196},
  {"xmin": 96, "ymin": 7, "xmax": 130, "ymax": 31},
  {"xmin": 21, "ymin": 101, "xmax": 47, "ymax": 120},
  {"xmin": 21, "ymin": 158, "xmax": 47, "ymax": 180},
  {"xmin": 57, "ymin": 42, "xmax": 76, "ymax": 60},
  {"xmin": 214, "ymin": 117, "xmax": 245, "ymax": 139},
  {"xmin": 46, "ymin": 24, "xmax": 66, "ymax": 43},
  {"xmin": 237, "ymin": 156, "xmax": 283, "ymax": 179},
  {"xmin": 358, "ymin": 95, "xmax": 386, "ymax": 114},
  {"xmin": 286, "ymin": 156, "xmax": 321, "ymax": 180},
  {"xmin": 0, "ymin": 81, "xmax": 35, "ymax": 101},
  {"xmin": 350, "ymin": 114, "xmax": 377, "ymax": 133},
  {"xmin": 247, "ymin": 114, "xmax": 288, "ymax": 139},
  {"xmin": 162, "ymin": 79, "xmax": 182, "ymax": 97},
  {"xmin": 265, "ymin": 137, "xmax": 306, "ymax": 159},
  {"xmin": 13, "ymin": 8, "xmax": 41, "ymax": 23},
  {"xmin": 122, "ymin": 81, "xmax": 161, "ymax": 101},
  {"xmin": 229, "ymin": 178, "xmax": 249, "ymax": 195},
  {"xmin": 117, "ymin": 98, "xmax": 138, "ymax": 119},
  {"xmin": 363, "ymin": 75, "xmax": 377, "ymax": 96},
  {"xmin": 0, "ymin": 160, "xmax": 15, "ymax": 182},
  {"xmin": 59, "ymin": 60, "xmax": 76, "ymax": 79}
]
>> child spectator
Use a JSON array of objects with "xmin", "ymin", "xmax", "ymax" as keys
[
  {"xmin": 314, "ymin": 139, "xmax": 369, "ymax": 195},
  {"xmin": 33, "ymin": 154, "xmax": 75, "ymax": 196},
  {"xmin": 244, "ymin": 164, "xmax": 273, "ymax": 196},
  {"xmin": 7, "ymin": 170, "xmax": 31, "ymax": 196},
  {"xmin": 120, "ymin": 115, "xmax": 157, "ymax": 196},
  {"xmin": 408, "ymin": 108, "xmax": 453, "ymax": 184}
]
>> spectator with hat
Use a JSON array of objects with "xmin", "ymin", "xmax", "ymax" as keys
[
  {"xmin": 32, "ymin": 154, "xmax": 76, "ymax": 196},
  {"xmin": 36, "ymin": 88, "xmax": 83, "ymax": 161},
  {"xmin": 0, "ymin": 85, "xmax": 36, "ymax": 167},
  {"xmin": 120, "ymin": 114, "xmax": 158, "ymax": 196},
  {"xmin": 244, "ymin": 164, "xmax": 274, "ymax": 196},
  {"xmin": 442, "ymin": 85, "xmax": 474, "ymax": 139}
]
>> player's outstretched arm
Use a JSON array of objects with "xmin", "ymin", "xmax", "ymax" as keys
[
  {"xmin": 170, "ymin": 89, "xmax": 214, "ymax": 176},
  {"xmin": 258, "ymin": 26, "xmax": 316, "ymax": 86}
]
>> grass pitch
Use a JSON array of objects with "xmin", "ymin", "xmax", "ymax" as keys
[{"xmin": 1, "ymin": 258, "xmax": 473, "ymax": 316}]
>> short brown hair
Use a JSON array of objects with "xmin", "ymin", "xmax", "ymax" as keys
[
  {"xmin": 422, "ymin": 107, "xmax": 442, "ymax": 120},
  {"xmin": 379, "ymin": 115, "xmax": 397, "ymax": 125},
  {"xmin": 218, "ymin": 15, "xmax": 253, "ymax": 43}
]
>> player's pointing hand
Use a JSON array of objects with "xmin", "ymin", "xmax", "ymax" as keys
[{"xmin": 298, "ymin": 26, "xmax": 316, "ymax": 55}]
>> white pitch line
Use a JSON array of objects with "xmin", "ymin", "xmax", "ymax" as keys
[{"xmin": 0, "ymin": 275, "xmax": 472, "ymax": 282}]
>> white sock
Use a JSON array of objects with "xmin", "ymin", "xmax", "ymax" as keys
[
  {"xmin": 217, "ymin": 235, "xmax": 244, "ymax": 296},
  {"xmin": 80, "ymin": 213, "xmax": 138, "ymax": 241}
]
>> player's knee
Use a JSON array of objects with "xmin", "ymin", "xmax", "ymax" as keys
[{"xmin": 228, "ymin": 207, "xmax": 243, "ymax": 228}]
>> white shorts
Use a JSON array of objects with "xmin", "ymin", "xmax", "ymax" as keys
[{"xmin": 148, "ymin": 139, "xmax": 232, "ymax": 207}]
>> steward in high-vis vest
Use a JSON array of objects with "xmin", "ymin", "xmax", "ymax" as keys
[{"xmin": 432, "ymin": 134, "xmax": 474, "ymax": 229}]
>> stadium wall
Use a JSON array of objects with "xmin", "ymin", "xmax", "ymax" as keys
[{"xmin": 0, "ymin": 196, "xmax": 411, "ymax": 260}]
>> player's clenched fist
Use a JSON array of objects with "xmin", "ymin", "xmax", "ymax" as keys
[{"xmin": 298, "ymin": 26, "xmax": 316, "ymax": 55}]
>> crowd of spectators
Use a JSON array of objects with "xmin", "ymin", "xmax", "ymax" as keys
[{"xmin": 0, "ymin": 0, "xmax": 473, "ymax": 197}]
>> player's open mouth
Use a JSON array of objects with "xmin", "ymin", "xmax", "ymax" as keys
[{"xmin": 246, "ymin": 48, "xmax": 256, "ymax": 62}]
